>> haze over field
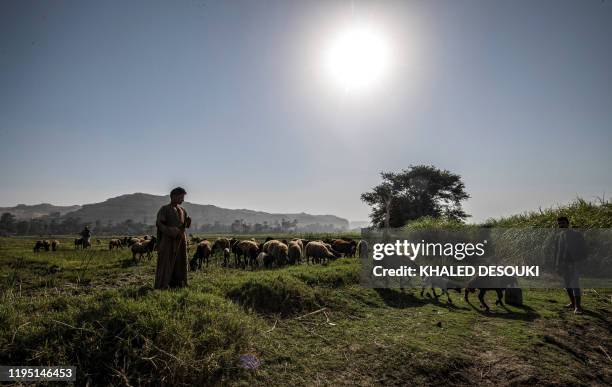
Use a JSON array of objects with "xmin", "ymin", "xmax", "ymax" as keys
[{"xmin": 1, "ymin": 0, "xmax": 611, "ymax": 223}]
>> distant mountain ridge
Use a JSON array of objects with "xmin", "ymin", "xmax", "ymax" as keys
[
  {"xmin": 0, "ymin": 203, "xmax": 81, "ymax": 220},
  {"xmin": 1, "ymin": 193, "xmax": 348, "ymax": 229}
]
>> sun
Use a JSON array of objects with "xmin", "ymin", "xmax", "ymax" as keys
[{"xmin": 322, "ymin": 22, "xmax": 391, "ymax": 94}]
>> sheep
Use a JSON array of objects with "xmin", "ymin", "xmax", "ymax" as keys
[
  {"xmin": 305, "ymin": 241, "xmax": 337, "ymax": 264},
  {"xmin": 259, "ymin": 252, "xmax": 274, "ymax": 269},
  {"xmin": 131, "ymin": 237, "xmax": 157, "ymax": 262},
  {"xmin": 190, "ymin": 240, "xmax": 212, "ymax": 270},
  {"xmin": 332, "ymin": 239, "xmax": 357, "ymax": 257},
  {"xmin": 263, "ymin": 240, "xmax": 289, "ymax": 267},
  {"xmin": 51, "ymin": 240, "xmax": 60, "ymax": 252},
  {"xmin": 288, "ymin": 241, "xmax": 302, "ymax": 265},
  {"xmin": 127, "ymin": 237, "xmax": 141, "ymax": 247},
  {"xmin": 74, "ymin": 237, "xmax": 91, "ymax": 250},
  {"xmin": 291, "ymin": 238, "xmax": 304, "ymax": 252},
  {"xmin": 262, "ymin": 239, "xmax": 278, "ymax": 254},
  {"xmin": 464, "ymin": 275, "xmax": 518, "ymax": 312},
  {"xmin": 212, "ymin": 238, "xmax": 231, "ymax": 255},
  {"xmin": 230, "ymin": 238, "xmax": 243, "ymax": 268},
  {"xmin": 237, "ymin": 240, "xmax": 260, "ymax": 269},
  {"xmin": 272, "ymin": 242, "xmax": 289, "ymax": 267},
  {"xmin": 109, "ymin": 239, "xmax": 123, "ymax": 250},
  {"xmin": 420, "ymin": 276, "xmax": 463, "ymax": 304},
  {"xmin": 222, "ymin": 247, "xmax": 231, "ymax": 267},
  {"xmin": 322, "ymin": 242, "xmax": 343, "ymax": 258},
  {"xmin": 33, "ymin": 240, "xmax": 45, "ymax": 252}
]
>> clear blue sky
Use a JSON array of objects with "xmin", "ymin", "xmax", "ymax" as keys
[{"xmin": 1, "ymin": 0, "xmax": 611, "ymax": 223}]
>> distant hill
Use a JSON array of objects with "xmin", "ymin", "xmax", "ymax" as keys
[
  {"xmin": 0, "ymin": 203, "xmax": 81, "ymax": 220},
  {"xmin": 45, "ymin": 193, "xmax": 349, "ymax": 229}
]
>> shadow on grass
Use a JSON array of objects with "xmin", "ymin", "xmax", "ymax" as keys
[
  {"xmin": 374, "ymin": 288, "xmax": 472, "ymax": 311},
  {"xmin": 464, "ymin": 297, "xmax": 540, "ymax": 321},
  {"xmin": 120, "ymin": 258, "xmax": 138, "ymax": 268}
]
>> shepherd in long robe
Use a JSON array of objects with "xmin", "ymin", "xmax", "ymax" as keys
[
  {"xmin": 552, "ymin": 216, "xmax": 586, "ymax": 314},
  {"xmin": 155, "ymin": 187, "xmax": 191, "ymax": 289}
]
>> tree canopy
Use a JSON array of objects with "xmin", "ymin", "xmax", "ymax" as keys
[{"xmin": 361, "ymin": 165, "xmax": 470, "ymax": 228}]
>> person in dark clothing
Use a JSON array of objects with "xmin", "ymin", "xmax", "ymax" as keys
[
  {"xmin": 80, "ymin": 226, "xmax": 91, "ymax": 239},
  {"xmin": 155, "ymin": 187, "xmax": 191, "ymax": 289},
  {"xmin": 79, "ymin": 225, "xmax": 92, "ymax": 249},
  {"xmin": 554, "ymin": 216, "xmax": 586, "ymax": 314}
]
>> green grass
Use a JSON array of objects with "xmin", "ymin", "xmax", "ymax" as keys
[
  {"xmin": 0, "ymin": 235, "xmax": 611, "ymax": 386},
  {"xmin": 482, "ymin": 197, "xmax": 612, "ymax": 228}
]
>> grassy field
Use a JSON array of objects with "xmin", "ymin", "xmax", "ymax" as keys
[{"xmin": 0, "ymin": 236, "xmax": 611, "ymax": 386}]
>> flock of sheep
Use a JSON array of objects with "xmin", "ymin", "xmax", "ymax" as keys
[
  {"xmin": 33, "ymin": 239, "xmax": 60, "ymax": 252},
  {"xmin": 108, "ymin": 236, "xmax": 158, "ymax": 261},
  {"xmin": 31, "ymin": 235, "xmax": 518, "ymax": 311},
  {"xmin": 102, "ymin": 235, "xmax": 367, "ymax": 270},
  {"xmin": 190, "ymin": 236, "xmax": 367, "ymax": 271}
]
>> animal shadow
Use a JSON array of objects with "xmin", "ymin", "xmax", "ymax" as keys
[{"xmin": 464, "ymin": 297, "xmax": 540, "ymax": 321}]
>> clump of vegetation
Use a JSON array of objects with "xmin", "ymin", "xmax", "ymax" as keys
[
  {"xmin": 226, "ymin": 275, "xmax": 321, "ymax": 316},
  {"xmin": 483, "ymin": 198, "xmax": 612, "ymax": 228},
  {"xmin": 403, "ymin": 216, "xmax": 467, "ymax": 230},
  {"xmin": 0, "ymin": 288, "xmax": 255, "ymax": 385}
]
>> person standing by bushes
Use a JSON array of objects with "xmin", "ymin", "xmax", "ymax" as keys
[
  {"xmin": 155, "ymin": 187, "xmax": 191, "ymax": 289},
  {"xmin": 554, "ymin": 216, "xmax": 586, "ymax": 314}
]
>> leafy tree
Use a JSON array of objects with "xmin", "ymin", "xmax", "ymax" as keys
[{"xmin": 361, "ymin": 165, "xmax": 470, "ymax": 228}]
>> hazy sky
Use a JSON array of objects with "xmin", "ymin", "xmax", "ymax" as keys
[{"xmin": 1, "ymin": 0, "xmax": 611, "ymax": 223}]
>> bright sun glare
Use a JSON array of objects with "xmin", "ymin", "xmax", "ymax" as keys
[{"xmin": 323, "ymin": 22, "xmax": 391, "ymax": 94}]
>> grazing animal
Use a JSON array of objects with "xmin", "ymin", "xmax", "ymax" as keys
[
  {"xmin": 230, "ymin": 238, "xmax": 243, "ymax": 267},
  {"xmin": 305, "ymin": 241, "xmax": 337, "ymax": 264},
  {"xmin": 420, "ymin": 276, "xmax": 463, "ymax": 304},
  {"xmin": 74, "ymin": 237, "xmax": 91, "ymax": 250},
  {"xmin": 190, "ymin": 240, "xmax": 212, "ymax": 270},
  {"xmin": 332, "ymin": 239, "xmax": 357, "ymax": 257},
  {"xmin": 212, "ymin": 238, "xmax": 231, "ymax": 255},
  {"xmin": 131, "ymin": 237, "xmax": 157, "ymax": 262},
  {"xmin": 127, "ymin": 237, "xmax": 141, "ymax": 247},
  {"xmin": 291, "ymin": 239, "xmax": 304, "ymax": 253},
  {"xmin": 259, "ymin": 252, "xmax": 274, "ymax": 269},
  {"xmin": 288, "ymin": 241, "xmax": 302, "ymax": 264},
  {"xmin": 51, "ymin": 240, "xmax": 60, "ymax": 251},
  {"xmin": 109, "ymin": 239, "xmax": 123, "ymax": 250},
  {"xmin": 33, "ymin": 240, "xmax": 45, "ymax": 252},
  {"xmin": 40, "ymin": 240, "xmax": 50, "ymax": 251},
  {"xmin": 464, "ymin": 275, "xmax": 518, "ymax": 312},
  {"xmin": 222, "ymin": 247, "xmax": 231, "ymax": 267},
  {"xmin": 237, "ymin": 240, "xmax": 260, "ymax": 268},
  {"xmin": 263, "ymin": 240, "xmax": 289, "ymax": 267},
  {"xmin": 323, "ymin": 242, "xmax": 342, "ymax": 258}
]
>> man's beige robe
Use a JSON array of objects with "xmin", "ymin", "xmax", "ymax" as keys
[{"xmin": 155, "ymin": 204, "xmax": 189, "ymax": 289}]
